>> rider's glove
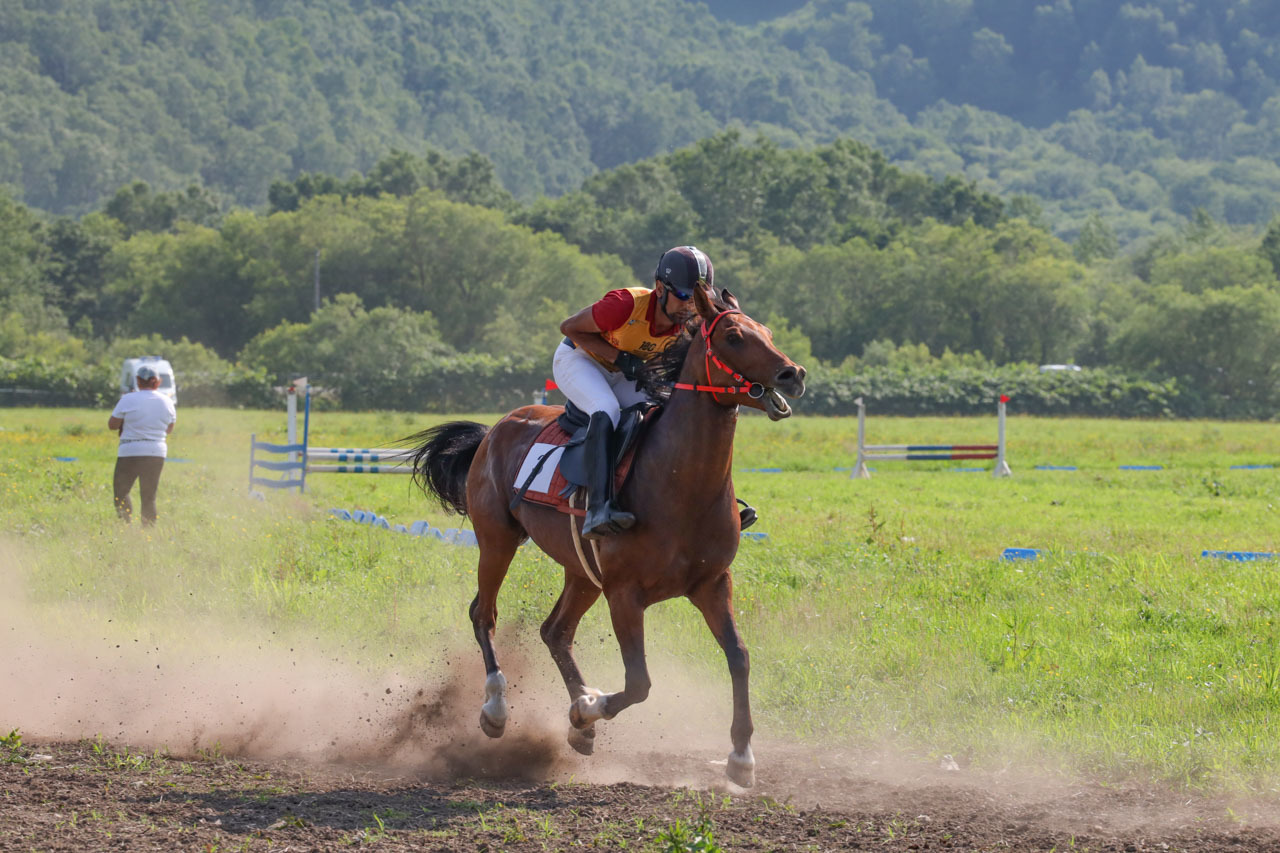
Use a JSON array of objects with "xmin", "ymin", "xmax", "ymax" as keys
[{"xmin": 613, "ymin": 351, "xmax": 645, "ymax": 381}]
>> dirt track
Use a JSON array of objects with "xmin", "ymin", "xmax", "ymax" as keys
[{"xmin": 5, "ymin": 737, "xmax": 1280, "ymax": 852}]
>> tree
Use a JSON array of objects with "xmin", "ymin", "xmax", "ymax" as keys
[
  {"xmin": 103, "ymin": 182, "xmax": 221, "ymax": 237},
  {"xmin": 240, "ymin": 294, "xmax": 452, "ymax": 408},
  {"xmin": 1111, "ymin": 284, "xmax": 1280, "ymax": 413},
  {"xmin": 1260, "ymin": 216, "xmax": 1280, "ymax": 280},
  {"xmin": 1073, "ymin": 212, "xmax": 1118, "ymax": 263}
]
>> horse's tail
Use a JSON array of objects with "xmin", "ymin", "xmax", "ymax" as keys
[{"xmin": 401, "ymin": 421, "xmax": 488, "ymax": 516}]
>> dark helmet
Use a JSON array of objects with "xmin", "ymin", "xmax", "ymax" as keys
[{"xmin": 654, "ymin": 246, "xmax": 713, "ymax": 294}]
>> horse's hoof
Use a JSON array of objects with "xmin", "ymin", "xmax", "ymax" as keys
[
  {"xmin": 567, "ymin": 724, "xmax": 595, "ymax": 755},
  {"xmin": 727, "ymin": 747, "xmax": 755, "ymax": 788},
  {"xmin": 569, "ymin": 688, "xmax": 606, "ymax": 729},
  {"xmin": 479, "ymin": 711, "xmax": 506, "ymax": 739},
  {"xmin": 479, "ymin": 670, "xmax": 508, "ymax": 738}
]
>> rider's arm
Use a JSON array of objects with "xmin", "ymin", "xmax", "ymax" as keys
[
  {"xmin": 108, "ymin": 415, "xmax": 124, "ymax": 431},
  {"xmin": 561, "ymin": 306, "xmax": 624, "ymax": 364}
]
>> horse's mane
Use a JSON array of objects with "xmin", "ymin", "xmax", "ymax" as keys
[{"xmin": 635, "ymin": 290, "xmax": 733, "ymax": 403}]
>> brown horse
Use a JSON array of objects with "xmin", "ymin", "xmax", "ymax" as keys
[{"xmin": 404, "ymin": 284, "xmax": 805, "ymax": 787}]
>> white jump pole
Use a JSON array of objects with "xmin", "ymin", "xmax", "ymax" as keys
[
  {"xmin": 286, "ymin": 376, "xmax": 307, "ymax": 460},
  {"xmin": 994, "ymin": 394, "xmax": 1012, "ymax": 478},
  {"xmin": 851, "ymin": 397, "xmax": 871, "ymax": 479},
  {"xmin": 286, "ymin": 382, "xmax": 298, "ymax": 466}
]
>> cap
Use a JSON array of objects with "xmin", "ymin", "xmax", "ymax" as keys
[{"xmin": 135, "ymin": 365, "xmax": 158, "ymax": 381}]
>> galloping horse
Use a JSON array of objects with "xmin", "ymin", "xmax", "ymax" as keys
[{"xmin": 404, "ymin": 284, "xmax": 806, "ymax": 787}]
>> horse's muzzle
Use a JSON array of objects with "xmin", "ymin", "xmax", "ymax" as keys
[{"xmin": 762, "ymin": 365, "xmax": 806, "ymax": 421}]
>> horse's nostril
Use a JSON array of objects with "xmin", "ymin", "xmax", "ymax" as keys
[
  {"xmin": 775, "ymin": 366, "xmax": 803, "ymax": 386},
  {"xmin": 796, "ymin": 365, "xmax": 807, "ymax": 383}
]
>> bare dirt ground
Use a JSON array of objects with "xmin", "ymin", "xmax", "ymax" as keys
[
  {"xmin": 5, "ymin": 732, "xmax": 1280, "ymax": 852},
  {"xmin": 5, "ymin": 556, "xmax": 1280, "ymax": 853}
]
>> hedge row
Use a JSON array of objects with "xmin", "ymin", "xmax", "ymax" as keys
[
  {"xmin": 5, "ymin": 355, "xmax": 1277, "ymax": 420},
  {"xmin": 798, "ymin": 365, "xmax": 1184, "ymax": 417},
  {"xmin": 0, "ymin": 357, "xmax": 276, "ymax": 409}
]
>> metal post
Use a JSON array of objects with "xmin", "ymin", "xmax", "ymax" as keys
[
  {"xmin": 851, "ymin": 396, "xmax": 871, "ymax": 479},
  {"xmin": 994, "ymin": 396, "xmax": 1012, "ymax": 478}
]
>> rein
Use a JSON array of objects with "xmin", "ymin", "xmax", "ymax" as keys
[{"xmin": 672, "ymin": 309, "xmax": 767, "ymax": 403}]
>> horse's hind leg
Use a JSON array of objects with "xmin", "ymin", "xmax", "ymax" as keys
[
  {"xmin": 540, "ymin": 573, "xmax": 601, "ymax": 754},
  {"xmin": 471, "ymin": 527, "xmax": 522, "ymax": 738}
]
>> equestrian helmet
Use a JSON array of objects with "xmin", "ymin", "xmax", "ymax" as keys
[{"xmin": 654, "ymin": 246, "xmax": 713, "ymax": 294}]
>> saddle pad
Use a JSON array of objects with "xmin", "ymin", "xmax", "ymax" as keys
[{"xmin": 512, "ymin": 420, "xmax": 635, "ymax": 516}]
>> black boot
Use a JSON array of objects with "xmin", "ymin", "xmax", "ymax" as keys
[
  {"xmin": 582, "ymin": 412, "xmax": 635, "ymax": 539},
  {"xmin": 737, "ymin": 498, "xmax": 758, "ymax": 530}
]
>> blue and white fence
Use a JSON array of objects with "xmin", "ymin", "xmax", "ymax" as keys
[
  {"xmin": 852, "ymin": 396, "xmax": 1011, "ymax": 479},
  {"xmin": 248, "ymin": 379, "xmax": 311, "ymax": 493},
  {"xmin": 249, "ymin": 435, "xmax": 308, "ymax": 492}
]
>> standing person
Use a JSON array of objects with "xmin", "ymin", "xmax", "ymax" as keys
[
  {"xmin": 556, "ymin": 245, "xmax": 756, "ymax": 538},
  {"xmin": 107, "ymin": 365, "xmax": 176, "ymax": 526}
]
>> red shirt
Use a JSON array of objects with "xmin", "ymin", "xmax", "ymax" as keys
[{"xmin": 590, "ymin": 289, "xmax": 675, "ymax": 338}]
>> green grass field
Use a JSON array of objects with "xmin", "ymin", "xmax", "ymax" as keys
[{"xmin": 3, "ymin": 406, "xmax": 1280, "ymax": 792}]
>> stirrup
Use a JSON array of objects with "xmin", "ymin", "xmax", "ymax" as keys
[
  {"xmin": 737, "ymin": 498, "xmax": 758, "ymax": 531},
  {"xmin": 582, "ymin": 503, "xmax": 635, "ymax": 539}
]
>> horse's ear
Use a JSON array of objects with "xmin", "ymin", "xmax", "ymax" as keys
[
  {"xmin": 719, "ymin": 288, "xmax": 739, "ymax": 309},
  {"xmin": 693, "ymin": 281, "xmax": 719, "ymax": 321}
]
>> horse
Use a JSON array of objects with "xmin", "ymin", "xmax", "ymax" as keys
[{"xmin": 403, "ymin": 284, "xmax": 806, "ymax": 787}]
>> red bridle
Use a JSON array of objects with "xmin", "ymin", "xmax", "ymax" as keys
[{"xmin": 672, "ymin": 309, "xmax": 767, "ymax": 404}]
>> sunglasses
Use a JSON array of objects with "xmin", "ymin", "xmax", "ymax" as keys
[{"xmin": 665, "ymin": 281, "xmax": 700, "ymax": 301}]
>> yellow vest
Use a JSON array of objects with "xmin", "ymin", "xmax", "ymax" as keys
[{"xmin": 590, "ymin": 287, "xmax": 681, "ymax": 371}]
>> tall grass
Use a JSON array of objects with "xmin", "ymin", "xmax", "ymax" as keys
[{"xmin": 3, "ymin": 408, "xmax": 1280, "ymax": 791}]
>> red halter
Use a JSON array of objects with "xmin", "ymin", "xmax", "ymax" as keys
[{"xmin": 672, "ymin": 309, "xmax": 767, "ymax": 404}]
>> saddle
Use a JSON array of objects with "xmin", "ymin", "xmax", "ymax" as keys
[{"xmin": 510, "ymin": 400, "xmax": 656, "ymax": 516}]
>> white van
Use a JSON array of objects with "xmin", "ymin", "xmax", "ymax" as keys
[{"xmin": 120, "ymin": 356, "xmax": 177, "ymax": 403}]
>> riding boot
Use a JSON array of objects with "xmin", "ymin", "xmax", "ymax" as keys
[
  {"xmin": 582, "ymin": 411, "xmax": 635, "ymax": 539},
  {"xmin": 737, "ymin": 498, "xmax": 758, "ymax": 530}
]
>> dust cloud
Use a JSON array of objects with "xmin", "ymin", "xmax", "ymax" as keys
[{"xmin": 0, "ymin": 534, "xmax": 728, "ymax": 787}]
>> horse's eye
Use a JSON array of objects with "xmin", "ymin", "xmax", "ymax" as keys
[{"xmin": 726, "ymin": 331, "xmax": 744, "ymax": 345}]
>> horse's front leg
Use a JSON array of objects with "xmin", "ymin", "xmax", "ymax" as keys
[
  {"xmin": 569, "ymin": 584, "xmax": 650, "ymax": 729},
  {"xmin": 689, "ymin": 571, "xmax": 755, "ymax": 787}
]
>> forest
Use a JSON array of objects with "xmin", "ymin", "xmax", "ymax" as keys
[
  {"xmin": 5, "ymin": 134, "xmax": 1280, "ymax": 417},
  {"xmin": 3, "ymin": 1, "xmax": 1280, "ymax": 416},
  {"xmin": 4, "ymin": 0, "xmax": 1280, "ymax": 245}
]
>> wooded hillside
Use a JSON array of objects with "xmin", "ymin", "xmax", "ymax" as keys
[{"xmin": 4, "ymin": 1, "xmax": 1280, "ymax": 243}]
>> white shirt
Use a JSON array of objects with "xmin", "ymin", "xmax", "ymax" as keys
[{"xmin": 111, "ymin": 389, "xmax": 177, "ymax": 458}]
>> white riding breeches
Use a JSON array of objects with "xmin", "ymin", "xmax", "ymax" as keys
[{"xmin": 552, "ymin": 341, "xmax": 649, "ymax": 428}]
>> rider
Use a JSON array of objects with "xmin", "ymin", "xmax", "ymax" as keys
[{"xmin": 555, "ymin": 245, "xmax": 756, "ymax": 538}]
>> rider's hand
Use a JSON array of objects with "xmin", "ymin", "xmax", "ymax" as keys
[{"xmin": 613, "ymin": 351, "xmax": 645, "ymax": 381}]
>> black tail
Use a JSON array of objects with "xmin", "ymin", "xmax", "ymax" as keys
[{"xmin": 401, "ymin": 421, "xmax": 488, "ymax": 516}]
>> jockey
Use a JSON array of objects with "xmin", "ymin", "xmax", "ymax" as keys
[{"xmin": 556, "ymin": 245, "xmax": 756, "ymax": 539}]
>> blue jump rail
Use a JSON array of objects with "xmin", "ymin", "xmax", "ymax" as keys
[{"xmin": 1201, "ymin": 550, "xmax": 1277, "ymax": 561}]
